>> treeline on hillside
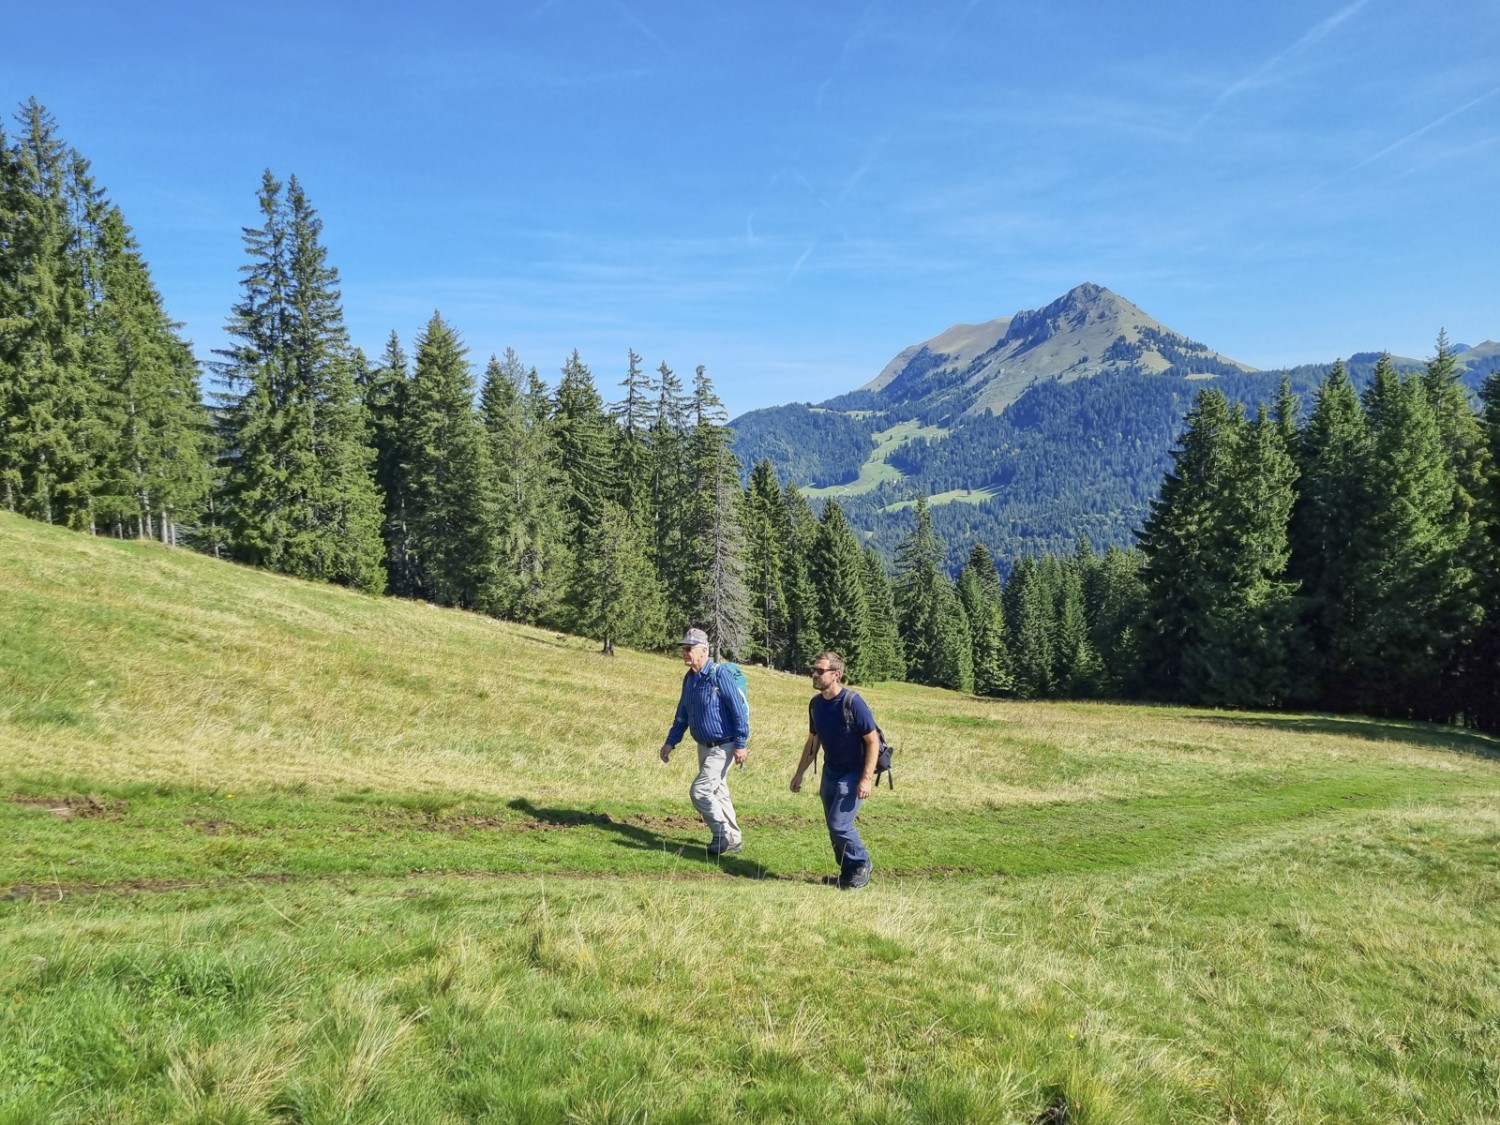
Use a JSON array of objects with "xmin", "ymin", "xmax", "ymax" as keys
[
  {"xmin": 3, "ymin": 101, "xmax": 1497, "ymax": 733},
  {"xmin": 1136, "ymin": 353, "xmax": 1500, "ymax": 732},
  {"xmin": 0, "ymin": 100, "xmax": 208, "ymax": 538}
]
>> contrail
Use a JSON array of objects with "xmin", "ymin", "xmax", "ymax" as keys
[
  {"xmin": 1196, "ymin": 0, "xmax": 1372, "ymax": 130},
  {"xmin": 1302, "ymin": 82, "xmax": 1500, "ymax": 197},
  {"xmin": 609, "ymin": 0, "xmax": 672, "ymax": 57},
  {"xmin": 1342, "ymin": 83, "xmax": 1500, "ymax": 177}
]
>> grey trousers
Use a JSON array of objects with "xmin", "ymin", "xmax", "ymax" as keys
[{"xmin": 690, "ymin": 741, "xmax": 741, "ymax": 844}]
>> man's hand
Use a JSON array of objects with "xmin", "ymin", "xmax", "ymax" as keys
[
  {"xmin": 789, "ymin": 772, "xmax": 804, "ymax": 794},
  {"xmin": 659, "ymin": 743, "xmax": 673, "ymax": 764},
  {"xmin": 733, "ymin": 747, "xmax": 748, "ymax": 766},
  {"xmin": 857, "ymin": 774, "xmax": 873, "ymax": 800}
]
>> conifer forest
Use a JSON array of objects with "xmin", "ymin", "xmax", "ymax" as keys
[{"xmin": 4, "ymin": 100, "xmax": 1498, "ymax": 734}]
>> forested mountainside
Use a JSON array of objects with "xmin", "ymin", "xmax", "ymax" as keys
[{"xmin": 731, "ymin": 286, "xmax": 1496, "ymax": 570}]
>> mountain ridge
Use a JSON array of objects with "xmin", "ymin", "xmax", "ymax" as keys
[
  {"xmin": 730, "ymin": 283, "xmax": 1494, "ymax": 569},
  {"xmin": 858, "ymin": 282, "xmax": 1256, "ymax": 422}
]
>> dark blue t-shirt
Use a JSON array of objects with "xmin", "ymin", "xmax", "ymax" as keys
[{"xmin": 809, "ymin": 688, "xmax": 876, "ymax": 775}]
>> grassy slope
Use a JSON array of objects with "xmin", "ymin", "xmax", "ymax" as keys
[
  {"xmin": 2, "ymin": 512, "xmax": 1497, "ymax": 1125},
  {"xmin": 801, "ymin": 420, "xmax": 945, "ymax": 501}
]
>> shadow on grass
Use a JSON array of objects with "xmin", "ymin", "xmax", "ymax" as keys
[
  {"xmin": 1189, "ymin": 712, "xmax": 1500, "ymax": 762},
  {"xmin": 507, "ymin": 798, "xmax": 773, "ymax": 879}
]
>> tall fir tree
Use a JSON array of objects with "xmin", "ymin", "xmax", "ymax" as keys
[
  {"xmin": 894, "ymin": 496, "xmax": 971, "ymax": 691},
  {"xmin": 685, "ymin": 366, "xmax": 749, "ymax": 656},
  {"xmin": 363, "ymin": 332, "xmax": 418, "ymax": 595},
  {"xmin": 1003, "ymin": 554, "xmax": 1054, "ymax": 699},
  {"xmin": 743, "ymin": 458, "xmax": 789, "ymax": 666},
  {"xmin": 1049, "ymin": 550, "xmax": 1101, "ymax": 696},
  {"xmin": 811, "ymin": 498, "xmax": 872, "ymax": 680},
  {"xmin": 1346, "ymin": 355, "xmax": 1478, "ymax": 721},
  {"xmin": 89, "ymin": 205, "xmax": 209, "ymax": 542},
  {"xmin": 552, "ymin": 349, "xmax": 613, "ymax": 554},
  {"xmin": 0, "ymin": 100, "xmax": 94, "ymax": 526},
  {"xmin": 1473, "ymin": 368, "xmax": 1500, "ymax": 733},
  {"xmin": 609, "ymin": 348, "xmax": 655, "ymax": 516},
  {"xmin": 1421, "ymin": 331, "xmax": 1490, "ymax": 717},
  {"xmin": 402, "ymin": 313, "xmax": 499, "ymax": 611},
  {"xmin": 212, "ymin": 171, "xmax": 384, "ymax": 591},
  {"xmin": 1084, "ymin": 545, "xmax": 1147, "ymax": 698},
  {"xmin": 1136, "ymin": 389, "xmax": 1242, "ymax": 701},
  {"xmin": 958, "ymin": 543, "xmax": 1008, "ymax": 696},
  {"xmin": 575, "ymin": 500, "xmax": 666, "ymax": 654},
  {"xmin": 482, "ymin": 355, "xmax": 570, "ymax": 626},
  {"xmin": 861, "ymin": 545, "xmax": 907, "ymax": 682},
  {"xmin": 1286, "ymin": 361, "xmax": 1371, "ymax": 710},
  {"xmin": 649, "ymin": 360, "xmax": 693, "ymax": 625},
  {"xmin": 1193, "ymin": 404, "xmax": 1299, "ymax": 708},
  {"xmin": 779, "ymin": 481, "xmax": 824, "ymax": 673}
]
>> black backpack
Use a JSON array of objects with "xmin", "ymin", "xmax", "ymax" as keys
[{"xmin": 808, "ymin": 690, "xmax": 894, "ymax": 790}]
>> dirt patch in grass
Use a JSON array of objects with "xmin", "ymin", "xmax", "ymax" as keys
[{"xmin": 10, "ymin": 794, "xmax": 124, "ymax": 820}]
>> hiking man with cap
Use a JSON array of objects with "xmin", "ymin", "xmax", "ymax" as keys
[
  {"xmin": 789, "ymin": 651, "xmax": 877, "ymax": 889},
  {"xmin": 659, "ymin": 627, "xmax": 750, "ymax": 856}
]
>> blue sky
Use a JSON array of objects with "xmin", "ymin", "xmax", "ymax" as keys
[{"xmin": 9, "ymin": 0, "xmax": 1499, "ymax": 417}]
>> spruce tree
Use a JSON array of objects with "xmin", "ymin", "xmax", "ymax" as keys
[
  {"xmin": 1421, "ymin": 331, "xmax": 1490, "ymax": 716},
  {"xmin": 1004, "ymin": 555, "xmax": 1054, "ymax": 699},
  {"xmin": 779, "ymin": 481, "xmax": 824, "ymax": 672},
  {"xmin": 1085, "ymin": 546, "xmax": 1147, "ymax": 698},
  {"xmin": 1473, "ymin": 368, "xmax": 1500, "ymax": 733},
  {"xmin": 363, "ymin": 332, "xmax": 418, "ymax": 595},
  {"xmin": 959, "ymin": 543, "xmax": 1008, "ymax": 696},
  {"xmin": 576, "ymin": 500, "xmax": 666, "ymax": 654},
  {"xmin": 743, "ymin": 458, "xmax": 789, "ymax": 666},
  {"xmin": 1194, "ymin": 404, "xmax": 1298, "ymax": 708},
  {"xmin": 649, "ymin": 361, "xmax": 693, "ymax": 624},
  {"xmin": 1136, "ymin": 389, "xmax": 1242, "ymax": 701},
  {"xmin": 1286, "ymin": 361, "xmax": 1371, "ymax": 710},
  {"xmin": 86, "ymin": 205, "xmax": 208, "ymax": 542},
  {"xmin": 484, "ymin": 357, "xmax": 570, "ymax": 626},
  {"xmin": 811, "ymin": 498, "xmax": 872, "ymax": 680},
  {"xmin": 609, "ymin": 348, "xmax": 655, "ymax": 516},
  {"xmin": 213, "ymin": 171, "xmax": 384, "ymax": 590},
  {"xmin": 1, "ymin": 100, "xmax": 93, "ymax": 527},
  {"xmin": 862, "ymin": 545, "xmax": 907, "ymax": 682},
  {"xmin": 686, "ymin": 366, "xmax": 749, "ymax": 657},
  {"xmin": 894, "ymin": 497, "xmax": 970, "ymax": 690},
  {"xmin": 402, "ymin": 313, "xmax": 499, "ymax": 610},
  {"xmin": 1346, "ymin": 355, "xmax": 1478, "ymax": 721},
  {"xmin": 1050, "ymin": 550, "xmax": 1101, "ymax": 697},
  {"xmin": 553, "ymin": 350, "xmax": 613, "ymax": 555}
]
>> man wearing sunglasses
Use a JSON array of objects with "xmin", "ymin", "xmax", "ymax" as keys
[{"xmin": 789, "ymin": 651, "xmax": 878, "ymax": 889}]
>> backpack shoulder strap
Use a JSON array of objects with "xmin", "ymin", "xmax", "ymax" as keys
[{"xmin": 841, "ymin": 689, "xmax": 859, "ymax": 730}]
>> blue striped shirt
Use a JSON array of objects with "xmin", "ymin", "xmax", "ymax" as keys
[{"xmin": 666, "ymin": 662, "xmax": 750, "ymax": 750}]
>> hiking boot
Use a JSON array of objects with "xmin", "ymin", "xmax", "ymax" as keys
[
  {"xmin": 707, "ymin": 837, "xmax": 742, "ymax": 856},
  {"xmin": 838, "ymin": 861, "xmax": 872, "ymax": 890}
]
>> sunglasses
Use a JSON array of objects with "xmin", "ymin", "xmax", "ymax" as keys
[{"xmin": 810, "ymin": 666, "xmax": 836, "ymax": 675}]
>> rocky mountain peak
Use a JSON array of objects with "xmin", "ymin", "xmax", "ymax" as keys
[{"xmin": 859, "ymin": 283, "xmax": 1254, "ymax": 422}]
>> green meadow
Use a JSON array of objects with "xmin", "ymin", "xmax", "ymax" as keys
[{"xmin": 2, "ymin": 511, "xmax": 1497, "ymax": 1125}]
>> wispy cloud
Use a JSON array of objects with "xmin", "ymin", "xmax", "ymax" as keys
[
  {"xmin": 607, "ymin": 0, "xmax": 672, "ymax": 58},
  {"xmin": 788, "ymin": 241, "xmax": 816, "ymax": 279},
  {"xmin": 1305, "ymin": 83, "xmax": 1500, "ymax": 195},
  {"xmin": 1342, "ymin": 84, "xmax": 1500, "ymax": 176},
  {"xmin": 1195, "ymin": 0, "xmax": 1372, "ymax": 131}
]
